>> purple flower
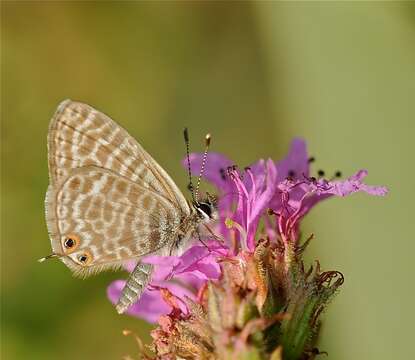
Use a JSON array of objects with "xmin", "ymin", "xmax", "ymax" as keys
[
  {"xmin": 187, "ymin": 138, "xmax": 387, "ymax": 244},
  {"xmin": 107, "ymin": 138, "xmax": 387, "ymax": 322},
  {"xmin": 270, "ymin": 169, "xmax": 387, "ymax": 242},
  {"xmin": 107, "ymin": 242, "xmax": 226, "ymax": 323}
]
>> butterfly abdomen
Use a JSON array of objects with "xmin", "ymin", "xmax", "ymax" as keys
[{"xmin": 116, "ymin": 262, "xmax": 153, "ymax": 314}]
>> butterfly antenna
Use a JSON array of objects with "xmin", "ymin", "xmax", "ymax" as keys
[
  {"xmin": 183, "ymin": 128, "xmax": 196, "ymax": 203},
  {"xmin": 38, "ymin": 253, "xmax": 60, "ymax": 263},
  {"xmin": 195, "ymin": 133, "xmax": 211, "ymax": 203}
]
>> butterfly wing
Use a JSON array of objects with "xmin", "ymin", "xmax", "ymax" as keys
[
  {"xmin": 47, "ymin": 100, "xmax": 189, "ymax": 213},
  {"xmin": 46, "ymin": 166, "xmax": 182, "ymax": 277},
  {"xmin": 46, "ymin": 100, "xmax": 194, "ymax": 313}
]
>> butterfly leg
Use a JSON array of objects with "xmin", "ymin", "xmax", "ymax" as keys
[
  {"xmin": 116, "ymin": 262, "xmax": 154, "ymax": 314},
  {"xmin": 203, "ymin": 223, "xmax": 225, "ymax": 243},
  {"xmin": 196, "ymin": 229, "xmax": 209, "ymax": 249}
]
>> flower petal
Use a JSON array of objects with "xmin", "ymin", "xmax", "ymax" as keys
[
  {"xmin": 107, "ymin": 279, "xmax": 196, "ymax": 323},
  {"xmin": 107, "ymin": 280, "xmax": 170, "ymax": 323},
  {"xmin": 326, "ymin": 170, "xmax": 388, "ymax": 197},
  {"xmin": 250, "ymin": 159, "xmax": 277, "ymax": 222},
  {"xmin": 275, "ymin": 138, "xmax": 309, "ymax": 181},
  {"xmin": 246, "ymin": 160, "xmax": 278, "ymax": 250},
  {"xmin": 280, "ymin": 170, "xmax": 388, "ymax": 224}
]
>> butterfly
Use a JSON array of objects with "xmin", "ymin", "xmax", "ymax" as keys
[{"xmin": 41, "ymin": 100, "xmax": 217, "ymax": 314}]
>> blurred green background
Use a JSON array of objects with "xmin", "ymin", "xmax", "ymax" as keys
[{"xmin": 2, "ymin": 2, "xmax": 414, "ymax": 359}]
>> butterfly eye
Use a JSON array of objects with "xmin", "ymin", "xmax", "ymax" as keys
[
  {"xmin": 62, "ymin": 234, "xmax": 80, "ymax": 253},
  {"xmin": 77, "ymin": 252, "xmax": 92, "ymax": 266},
  {"xmin": 196, "ymin": 202, "xmax": 213, "ymax": 219}
]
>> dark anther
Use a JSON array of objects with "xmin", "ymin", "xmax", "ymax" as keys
[
  {"xmin": 78, "ymin": 255, "xmax": 88, "ymax": 263},
  {"xmin": 288, "ymin": 170, "xmax": 295, "ymax": 177},
  {"xmin": 219, "ymin": 168, "xmax": 226, "ymax": 180},
  {"xmin": 335, "ymin": 170, "xmax": 342, "ymax": 178},
  {"xmin": 268, "ymin": 209, "xmax": 280, "ymax": 217},
  {"xmin": 244, "ymin": 166, "xmax": 251, "ymax": 172},
  {"xmin": 226, "ymin": 165, "xmax": 239, "ymax": 177},
  {"xmin": 317, "ymin": 170, "xmax": 325, "ymax": 177},
  {"xmin": 308, "ymin": 156, "xmax": 315, "ymax": 163},
  {"xmin": 310, "ymin": 176, "xmax": 317, "ymax": 182},
  {"xmin": 64, "ymin": 238, "xmax": 75, "ymax": 248}
]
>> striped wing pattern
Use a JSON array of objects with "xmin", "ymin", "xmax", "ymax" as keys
[
  {"xmin": 48, "ymin": 100, "xmax": 189, "ymax": 212},
  {"xmin": 46, "ymin": 166, "xmax": 181, "ymax": 277},
  {"xmin": 45, "ymin": 100, "xmax": 190, "ymax": 312}
]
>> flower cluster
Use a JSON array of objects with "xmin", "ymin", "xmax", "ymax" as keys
[{"xmin": 107, "ymin": 139, "xmax": 387, "ymax": 359}]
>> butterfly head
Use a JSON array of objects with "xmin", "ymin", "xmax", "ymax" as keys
[{"xmin": 193, "ymin": 192, "xmax": 218, "ymax": 222}]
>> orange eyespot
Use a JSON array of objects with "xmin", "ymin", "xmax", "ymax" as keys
[
  {"xmin": 77, "ymin": 251, "xmax": 93, "ymax": 266},
  {"xmin": 62, "ymin": 234, "xmax": 80, "ymax": 253}
]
